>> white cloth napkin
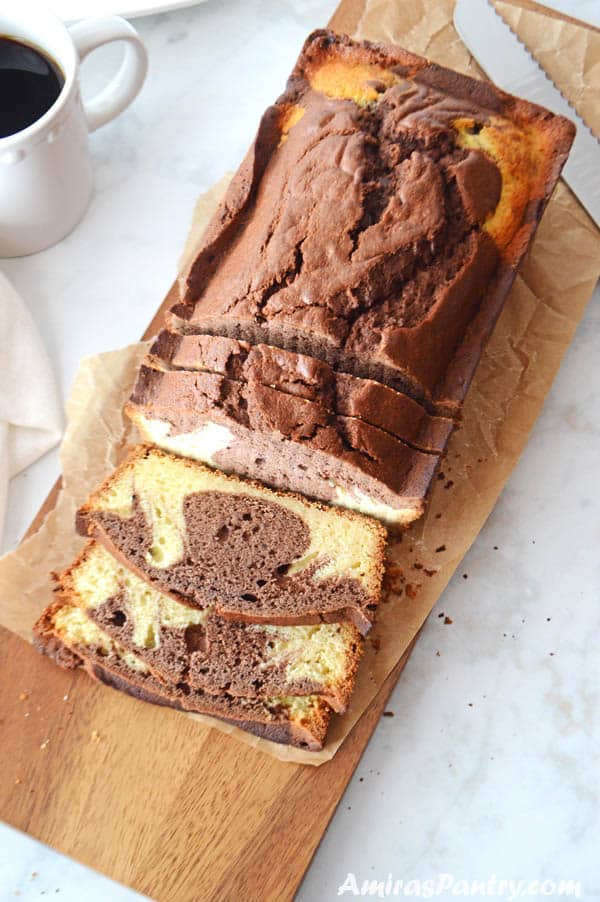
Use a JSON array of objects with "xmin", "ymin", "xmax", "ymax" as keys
[{"xmin": 0, "ymin": 270, "xmax": 63, "ymax": 543}]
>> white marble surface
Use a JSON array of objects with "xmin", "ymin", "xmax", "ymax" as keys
[{"xmin": 1, "ymin": 1, "xmax": 599, "ymax": 899}]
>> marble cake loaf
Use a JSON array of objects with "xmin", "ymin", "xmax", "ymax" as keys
[
  {"xmin": 33, "ymin": 29, "xmax": 576, "ymax": 751},
  {"xmin": 171, "ymin": 30, "xmax": 574, "ymax": 417},
  {"xmin": 76, "ymin": 445, "xmax": 387, "ymax": 634},
  {"xmin": 34, "ymin": 602, "xmax": 331, "ymax": 749},
  {"xmin": 138, "ymin": 29, "xmax": 574, "ymax": 525},
  {"xmin": 57, "ymin": 541, "xmax": 363, "ymax": 713}
]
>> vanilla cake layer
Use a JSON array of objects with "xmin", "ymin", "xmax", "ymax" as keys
[{"xmin": 76, "ymin": 446, "xmax": 386, "ymax": 633}]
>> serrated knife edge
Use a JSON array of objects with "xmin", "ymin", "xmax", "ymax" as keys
[{"xmin": 485, "ymin": 0, "xmax": 598, "ymax": 140}]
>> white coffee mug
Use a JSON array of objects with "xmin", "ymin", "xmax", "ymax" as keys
[{"xmin": 0, "ymin": 1, "xmax": 148, "ymax": 257}]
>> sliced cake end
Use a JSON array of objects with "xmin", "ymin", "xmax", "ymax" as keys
[
  {"xmin": 57, "ymin": 541, "xmax": 363, "ymax": 712},
  {"xmin": 34, "ymin": 601, "xmax": 332, "ymax": 750}
]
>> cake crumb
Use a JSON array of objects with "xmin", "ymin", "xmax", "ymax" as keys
[
  {"xmin": 383, "ymin": 711, "xmax": 394, "ymax": 718},
  {"xmin": 385, "ymin": 564, "xmax": 403, "ymax": 578},
  {"xmin": 405, "ymin": 584, "xmax": 418, "ymax": 599},
  {"xmin": 444, "ymin": 616, "xmax": 453, "ymax": 625},
  {"xmin": 436, "ymin": 650, "xmax": 441, "ymax": 656},
  {"xmin": 31, "ymin": 872, "xmax": 37, "ymax": 880},
  {"xmin": 424, "ymin": 568, "xmax": 437, "ymax": 577},
  {"xmin": 438, "ymin": 612, "xmax": 444, "ymax": 618}
]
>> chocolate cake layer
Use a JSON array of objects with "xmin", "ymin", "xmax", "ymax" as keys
[
  {"xmin": 76, "ymin": 446, "xmax": 386, "ymax": 634},
  {"xmin": 58, "ymin": 541, "xmax": 363, "ymax": 712},
  {"xmin": 126, "ymin": 366, "xmax": 440, "ymax": 525},
  {"xmin": 170, "ymin": 30, "xmax": 574, "ymax": 414},
  {"xmin": 149, "ymin": 331, "xmax": 454, "ymax": 453},
  {"xmin": 34, "ymin": 602, "xmax": 331, "ymax": 749}
]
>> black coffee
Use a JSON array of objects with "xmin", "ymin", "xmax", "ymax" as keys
[{"xmin": 0, "ymin": 36, "xmax": 64, "ymax": 139}]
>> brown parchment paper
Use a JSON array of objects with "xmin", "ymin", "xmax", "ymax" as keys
[{"xmin": 0, "ymin": 1, "xmax": 598, "ymax": 766}]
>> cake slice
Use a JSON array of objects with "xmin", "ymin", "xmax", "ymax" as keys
[
  {"xmin": 148, "ymin": 331, "xmax": 454, "ymax": 454},
  {"xmin": 126, "ymin": 366, "xmax": 440, "ymax": 526},
  {"xmin": 76, "ymin": 445, "xmax": 386, "ymax": 634},
  {"xmin": 57, "ymin": 541, "xmax": 363, "ymax": 712},
  {"xmin": 171, "ymin": 30, "xmax": 574, "ymax": 415},
  {"xmin": 34, "ymin": 602, "xmax": 331, "ymax": 749}
]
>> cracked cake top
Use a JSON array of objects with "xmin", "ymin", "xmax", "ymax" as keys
[{"xmin": 171, "ymin": 30, "xmax": 574, "ymax": 413}]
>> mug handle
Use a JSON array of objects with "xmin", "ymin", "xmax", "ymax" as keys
[{"xmin": 68, "ymin": 17, "xmax": 148, "ymax": 133}]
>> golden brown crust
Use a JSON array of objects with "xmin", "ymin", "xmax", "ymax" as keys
[
  {"xmin": 291, "ymin": 32, "xmax": 575, "ymax": 264},
  {"xmin": 33, "ymin": 602, "xmax": 82, "ymax": 670}
]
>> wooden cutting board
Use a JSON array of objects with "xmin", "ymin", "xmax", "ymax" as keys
[{"xmin": 0, "ymin": 1, "xmax": 587, "ymax": 899}]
